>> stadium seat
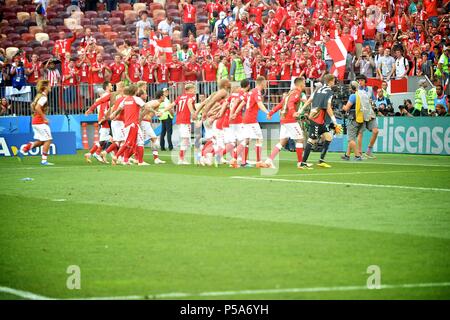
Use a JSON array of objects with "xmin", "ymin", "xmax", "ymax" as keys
[
  {"xmin": 8, "ymin": 33, "xmax": 21, "ymax": 42},
  {"xmin": 80, "ymin": 18, "xmax": 91, "ymax": 26},
  {"xmin": 119, "ymin": 3, "xmax": 132, "ymax": 11},
  {"xmin": 28, "ymin": 40, "xmax": 42, "ymax": 49},
  {"xmin": 97, "ymin": 38, "xmax": 111, "ymax": 47},
  {"xmin": 35, "ymin": 32, "xmax": 50, "ymax": 44},
  {"xmin": 46, "ymin": 12, "xmax": 57, "ymax": 20},
  {"xmin": 125, "ymin": 24, "xmax": 136, "ymax": 33},
  {"xmin": 197, "ymin": 15, "xmax": 208, "ymax": 24},
  {"xmin": 99, "ymin": 25, "xmax": 112, "ymax": 34},
  {"xmin": 109, "ymin": 17, "xmax": 123, "ymax": 25},
  {"xmin": 48, "ymin": 18, "xmax": 64, "ymax": 26},
  {"xmin": 14, "ymin": 40, "xmax": 27, "ymax": 48},
  {"xmin": 133, "ymin": 3, "xmax": 146, "ymax": 13},
  {"xmin": 21, "ymin": 33, "xmax": 35, "ymax": 42},
  {"xmin": 50, "ymin": 3, "xmax": 64, "ymax": 12},
  {"xmin": 43, "ymin": 25, "xmax": 57, "ymax": 33},
  {"xmin": 98, "ymin": 11, "xmax": 111, "ymax": 20},
  {"xmin": 111, "ymin": 10, "xmax": 124, "ymax": 21},
  {"xmin": 112, "ymin": 24, "xmax": 126, "ymax": 32},
  {"xmin": 124, "ymin": 10, "xmax": 138, "ymax": 21},
  {"xmin": 104, "ymin": 31, "xmax": 118, "ymax": 41},
  {"xmin": 64, "ymin": 18, "xmax": 79, "ymax": 30},
  {"xmin": 21, "ymin": 46, "xmax": 33, "ymax": 54},
  {"xmin": 0, "ymin": 41, "xmax": 13, "ymax": 49},
  {"xmin": 41, "ymin": 40, "xmax": 54, "ymax": 49},
  {"xmin": 93, "ymin": 32, "xmax": 105, "ymax": 40},
  {"xmin": 84, "ymin": 11, "xmax": 98, "ymax": 20},
  {"xmin": 153, "ymin": 9, "xmax": 166, "ymax": 20},
  {"xmin": 48, "ymin": 32, "xmax": 60, "ymax": 41},
  {"xmin": 84, "ymin": 25, "xmax": 98, "ymax": 32},
  {"xmin": 114, "ymin": 38, "xmax": 124, "ymax": 46},
  {"xmin": 32, "ymin": 46, "xmax": 48, "ymax": 56},
  {"xmin": 118, "ymin": 31, "xmax": 132, "ymax": 39},
  {"xmin": 150, "ymin": 3, "xmax": 164, "ymax": 11},
  {"xmin": 128, "ymin": 38, "xmax": 137, "ymax": 46},
  {"xmin": 16, "ymin": 11, "xmax": 30, "ymax": 23},
  {"xmin": 29, "ymin": 26, "xmax": 44, "ymax": 35},
  {"xmin": 40, "ymin": 53, "xmax": 52, "ymax": 62}
]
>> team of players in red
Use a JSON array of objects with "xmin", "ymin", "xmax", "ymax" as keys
[{"xmin": 22, "ymin": 75, "xmax": 341, "ymax": 169}]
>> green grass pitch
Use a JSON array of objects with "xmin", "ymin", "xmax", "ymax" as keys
[{"xmin": 0, "ymin": 149, "xmax": 449, "ymax": 300}]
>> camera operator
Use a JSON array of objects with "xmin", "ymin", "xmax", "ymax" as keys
[
  {"xmin": 341, "ymin": 81, "xmax": 363, "ymax": 161},
  {"xmin": 374, "ymin": 89, "xmax": 394, "ymax": 116},
  {"xmin": 397, "ymin": 99, "xmax": 414, "ymax": 117}
]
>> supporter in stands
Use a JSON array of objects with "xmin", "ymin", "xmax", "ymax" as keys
[
  {"xmin": 158, "ymin": 15, "xmax": 175, "ymax": 37},
  {"xmin": 179, "ymin": 0, "xmax": 197, "ymax": 38},
  {"xmin": 356, "ymin": 48, "xmax": 376, "ymax": 78},
  {"xmin": 0, "ymin": 97, "xmax": 11, "ymax": 116},
  {"xmin": 377, "ymin": 48, "xmax": 395, "ymax": 81},
  {"xmin": 135, "ymin": 11, "xmax": 154, "ymax": 49}
]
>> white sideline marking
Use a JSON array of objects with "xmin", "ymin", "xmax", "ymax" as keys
[
  {"xmin": 283, "ymin": 159, "xmax": 450, "ymax": 168},
  {"xmin": 2, "ymin": 282, "xmax": 450, "ymax": 300},
  {"xmin": 261, "ymin": 169, "xmax": 447, "ymax": 178},
  {"xmin": 0, "ymin": 286, "xmax": 54, "ymax": 300},
  {"xmin": 230, "ymin": 176, "xmax": 450, "ymax": 192}
]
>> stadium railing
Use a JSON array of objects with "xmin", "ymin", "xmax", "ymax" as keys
[{"xmin": 0, "ymin": 80, "xmax": 318, "ymax": 116}]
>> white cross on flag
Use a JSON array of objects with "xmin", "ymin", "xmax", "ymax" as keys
[
  {"xmin": 156, "ymin": 36, "xmax": 173, "ymax": 62},
  {"xmin": 325, "ymin": 36, "xmax": 352, "ymax": 80}
]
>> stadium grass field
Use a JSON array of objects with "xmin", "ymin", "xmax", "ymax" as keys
[{"xmin": 0, "ymin": 149, "xmax": 449, "ymax": 300}]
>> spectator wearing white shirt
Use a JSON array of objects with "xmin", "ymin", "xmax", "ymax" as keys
[
  {"xmin": 158, "ymin": 16, "xmax": 175, "ymax": 37},
  {"xmin": 214, "ymin": 11, "xmax": 232, "ymax": 40},
  {"xmin": 135, "ymin": 11, "xmax": 154, "ymax": 49},
  {"xmin": 197, "ymin": 27, "xmax": 211, "ymax": 46},
  {"xmin": 393, "ymin": 49, "xmax": 409, "ymax": 80}
]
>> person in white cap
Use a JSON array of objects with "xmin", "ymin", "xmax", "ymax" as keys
[{"xmin": 214, "ymin": 11, "xmax": 231, "ymax": 40}]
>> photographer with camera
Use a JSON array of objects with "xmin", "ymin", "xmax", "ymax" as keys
[
  {"xmin": 341, "ymin": 80, "xmax": 364, "ymax": 161},
  {"xmin": 374, "ymin": 89, "xmax": 394, "ymax": 116},
  {"xmin": 355, "ymin": 47, "xmax": 376, "ymax": 78}
]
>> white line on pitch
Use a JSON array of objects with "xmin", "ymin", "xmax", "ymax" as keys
[
  {"xmin": 230, "ymin": 176, "xmax": 450, "ymax": 192},
  {"xmin": 256, "ymin": 169, "xmax": 447, "ymax": 178},
  {"xmin": 0, "ymin": 286, "xmax": 54, "ymax": 300},
  {"xmin": 280, "ymin": 158, "xmax": 450, "ymax": 167},
  {"xmin": 2, "ymin": 282, "xmax": 450, "ymax": 300}
]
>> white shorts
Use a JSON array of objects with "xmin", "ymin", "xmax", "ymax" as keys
[
  {"xmin": 177, "ymin": 123, "xmax": 191, "ymax": 139},
  {"xmin": 203, "ymin": 122, "xmax": 214, "ymax": 140},
  {"xmin": 243, "ymin": 123, "xmax": 263, "ymax": 140},
  {"xmin": 111, "ymin": 120, "xmax": 125, "ymax": 142},
  {"xmin": 229, "ymin": 124, "xmax": 244, "ymax": 142},
  {"xmin": 32, "ymin": 124, "xmax": 52, "ymax": 141},
  {"xmin": 140, "ymin": 121, "xmax": 157, "ymax": 141},
  {"xmin": 215, "ymin": 128, "xmax": 225, "ymax": 148},
  {"xmin": 280, "ymin": 123, "xmax": 304, "ymax": 140},
  {"xmin": 123, "ymin": 124, "xmax": 144, "ymax": 146},
  {"xmin": 223, "ymin": 127, "xmax": 234, "ymax": 144},
  {"xmin": 99, "ymin": 127, "xmax": 111, "ymax": 142}
]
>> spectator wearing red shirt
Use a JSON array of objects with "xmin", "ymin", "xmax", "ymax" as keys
[
  {"xmin": 53, "ymin": 31, "xmax": 77, "ymax": 64},
  {"xmin": 141, "ymin": 55, "xmax": 156, "ymax": 84},
  {"xmin": 154, "ymin": 55, "xmax": 170, "ymax": 91},
  {"xmin": 76, "ymin": 50, "xmax": 92, "ymax": 103},
  {"xmin": 168, "ymin": 55, "xmax": 184, "ymax": 83},
  {"xmin": 90, "ymin": 54, "xmax": 107, "ymax": 92},
  {"xmin": 278, "ymin": 51, "xmax": 292, "ymax": 89},
  {"xmin": 266, "ymin": 9, "xmax": 280, "ymax": 37},
  {"xmin": 183, "ymin": 55, "xmax": 200, "ymax": 82},
  {"xmin": 126, "ymin": 55, "xmax": 142, "ymax": 84},
  {"xmin": 25, "ymin": 54, "xmax": 43, "ymax": 85},
  {"xmin": 62, "ymin": 57, "xmax": 80, "ymax": 111},
  {"xmin": 202, "ymin": 55, "xmax": 218, "ymax": 82},
  {"xmin": 179, "ymin": 0, "xmax": 197, "ymax": 38},
  {"xmin": 244, "ymin": 0, "xmax": 269, "ymax": 26},
  {"xmin": 423, "ymin": 0, "xmax": 439, "ymax": 26},
  {"xmin": 107, "ymin": 54, "xmax": 126, "ymax": 85},
  {"xmin": 252, "ymin": 54, "xmax": 267, "ymax": 79},
  {"xmin": 188, "ymin": 34, "xmax": 198, "ymax": 55}
]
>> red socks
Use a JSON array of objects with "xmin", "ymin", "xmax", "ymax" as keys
[{"xmin": 296, "ymin": 143, "xmax": 304, "ymax": 163}]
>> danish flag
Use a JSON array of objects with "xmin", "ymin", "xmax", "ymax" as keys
[{"xmin": 325, "ymin": 36, "xmax": 352, "ymax": 80}]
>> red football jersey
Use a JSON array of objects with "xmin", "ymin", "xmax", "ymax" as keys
[
  {"xmin": 121, "ymin": 96, "xmax": 145, "ymax": 126},
  {"xmin": 175, "ymin": 93, "xmax": 195, "ymax": 125},
  {"xmin": 182, "ymin": 4, "xmax": 196, "ymax": 24},
  {"xmin": 229, "ymin": 91, "xmax": 246, "ymax": 125},
  {"xmin": 243, "ymin": 88, "xmax": 262, "ymax": 124},
  {"xmin": 109, "ymin": 62, "xmax": 125, "ymax": 84}
]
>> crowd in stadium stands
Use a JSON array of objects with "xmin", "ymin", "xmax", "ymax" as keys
[{"xmin": 0, "ymin": 0, "xmax": 449, "ymax": 116}]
